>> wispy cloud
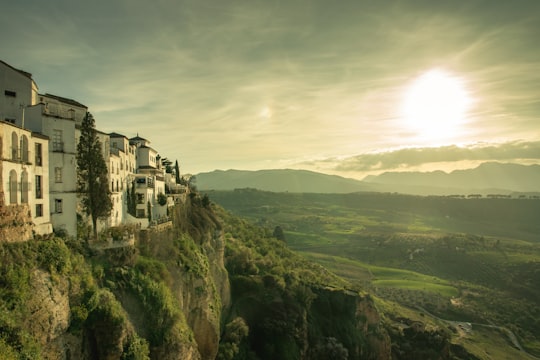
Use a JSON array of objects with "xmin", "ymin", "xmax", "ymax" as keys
[{"xmin": 297, "ymin": 141, "xmax": 540, "ymax": 175}]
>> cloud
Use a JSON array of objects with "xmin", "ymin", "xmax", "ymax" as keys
[{"xmin": 312, "ymin": 141, "xmax": 540, "ymax": 172}]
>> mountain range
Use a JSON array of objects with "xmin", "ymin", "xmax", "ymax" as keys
[{"xmin": 196, "ymin": 162, "xmax": 540, "ymax": 195}]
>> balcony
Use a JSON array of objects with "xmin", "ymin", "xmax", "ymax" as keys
[
  {"xmin": 52, "ymin": 142, "xmax": 64, "ymax": 152},
  {"xmin": 10, "ymin": 148, "xmax": 31, "ymax": 164}
]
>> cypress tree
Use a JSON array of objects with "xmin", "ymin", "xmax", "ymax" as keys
[
  {"xmin": 174, "ymin": 160, "xmax": 181, "ymax": 184},
  {"xmin": 77, "ymin": 112, "xmax": 112, "ymax": 241}
]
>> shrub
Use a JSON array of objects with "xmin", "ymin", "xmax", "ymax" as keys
[
  {"xmin": 37, "ymin": 238, "xmax": 72, "ymax": 274},
  {"xmin": 157, "ymin": 193, "xmax": 167, "ymax": 206}
]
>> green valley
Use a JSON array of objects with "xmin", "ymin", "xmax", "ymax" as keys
[{"xmin": 207, "ymin": 189, "xmax": 540, "ymax": 359}]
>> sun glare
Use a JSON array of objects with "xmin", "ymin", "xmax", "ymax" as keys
[{"xmin": 401, "ymin": 69, "xmax": 472, "ymax": 142}]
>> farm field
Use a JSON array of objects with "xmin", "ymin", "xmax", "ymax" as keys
[{"xmin": 208, "ymin": 189, "xmax": 540, "ymax": 358}]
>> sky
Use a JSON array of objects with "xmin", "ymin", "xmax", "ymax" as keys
[{"xmin": 2, "ymin": 0, "xmax": 540, "ymax": 179}]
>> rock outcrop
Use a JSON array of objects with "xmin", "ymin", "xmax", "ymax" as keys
[{"xmin": 0, "ymin": 204, "xmax": 33, "ymax": 242}]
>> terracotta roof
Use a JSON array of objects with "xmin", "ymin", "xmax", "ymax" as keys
[
  {"xmin": 42, "ymin": 93, "xmax": 87, "ymax": 109},
  {"xmin": 0, "ymin": 60, "xmax": 33, "ymax": 79}
]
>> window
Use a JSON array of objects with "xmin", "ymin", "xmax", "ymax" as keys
[
  {"xmin": 55, "ymin": 167, "xmax": 62, "ymax": 183},
  {"xmin": 4, "ymin": 90, "xmax": 16, "ymax": 97},
  {"xmin": 137, "ymin": 193, "xmax": 145, "ymax": 204},
  {"xmin": 35, "ymin": 175, "xmax": 42, "ymax": 199},
  {"xmin": 52, "ymin": 129, "xmax": 63, "ymax": 152},
  {"xmin": 9, "ymin": 170, "xmax": 17, "ymax": 204},
  {"xmin": 55, "ymin": 199, "xmax": 63, "ymax": 213},
  {"xmin": 36, "ymin": 204, "xmax": 43, "ymax": 217},
  {"xmin": 21, "ymin": 135, "xmax": 29, "ymax": 163},
  {"xmin": 11, "ymin": 132, "xmax": 18, "ymax": 160},
  {"xmin": 136, "ymin": 209, "xmax": 146, "ymax": 218},
  {"xmin": 21, "ymin": 171, "xmax": 28, "ymax": 203},
  {"xmin": 35, "ymin": 143, "xmax": 42, "ymax": 166}
]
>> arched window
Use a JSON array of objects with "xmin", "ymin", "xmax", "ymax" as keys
[
  {"xmin": 9, "ymin": 170, "xmax": 17, "ymax": 204},
  {"xmin": 11, "ymin": 132, "xmax": 18, "ymax": 160},
  {"xmin": 21, "ymin": 135, "xmax": 29, "ymax": 163},
  {"xmin": 21, "ymin": 171, "xmax": 28, "ymax": 203}
]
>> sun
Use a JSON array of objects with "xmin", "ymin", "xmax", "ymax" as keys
[{"xmin": 400, "ymin": 69, "xmax": 472, "ymax": 142}]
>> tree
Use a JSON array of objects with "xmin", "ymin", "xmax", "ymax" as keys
[
  {"xmin": 174, "ymin": 160, "xmax": 181, "ymax": 184},
  {"xmin": 202, "ymin": 194, "xmax": 210, "ymax": 208},
  {"xmin": 77, "ymin": 112, "xmax": 112, "ymax": 241},
  {"xmin": 273, "ymin": 226, "xmax": 286, "ymax": 241},
  {"xmin": 129, "ymin": 181, "xmax": 137, "ymax": 216},
  {"xmin": 157, "ymin": 192, "xmax": 167, "ymax": 206}
]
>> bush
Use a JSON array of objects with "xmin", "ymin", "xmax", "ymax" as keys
[
  {"xmin": 157, "ymin": 193, "xmax": 167, "ymax": 206},
  {"xmin": 37, "ymin": 238, "xmax": 72, "ymax": 274}
]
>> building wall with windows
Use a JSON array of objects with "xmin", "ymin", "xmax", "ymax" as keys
[
  {"xmin": 109, "ymin": 152, "xmax": 123, "ymax": 227},
  {"xmin": 109, "ymin": 133, "xmax": 137, "ymax": 224},
  {"xmin": 0, "ymin": 60, "xmax": 38, "ymax": 125},
  {"xmin": 24, "ymin": 96, "xmax": 87, "ymax": 237},
  {"xmin": 0, "ymin": 121, "xmax": 52, "ymax": 235},
  {"xmin": 133, "ymin": 174, "xmax": 156, "ymax": 221}
]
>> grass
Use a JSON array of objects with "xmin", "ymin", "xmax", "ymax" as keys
[
  {"xmin": 302, "ymin": 252, "xmax": 459, "ymax": 297},
  {"xmin": 372, "ymin": 280, "xmax": 458, "ymax": 297}
]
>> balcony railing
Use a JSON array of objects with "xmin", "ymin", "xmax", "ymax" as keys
[
  {"xmin": 10, "ymin": 148, "xmax": 31, "ymax": 163},
  {"xmin": 52, "ymin": 142, "xmax": 64, "ymax": 152}
]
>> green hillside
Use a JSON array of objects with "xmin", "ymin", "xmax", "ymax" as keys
[{"xmin": 208, "ymin": 189, "xmax": 540, "ymax": 358}]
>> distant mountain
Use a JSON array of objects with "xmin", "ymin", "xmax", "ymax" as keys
[
  {"xmin": 196, "ymin": 163, "xmax": 540, "ymax": 195},
  {"xmin": 363, "ymin": 162, "xmax": 540, "ymax": 193},
  {"xmin": 195, "ymin": 169, "xmax": 375, "ymax": 193}
]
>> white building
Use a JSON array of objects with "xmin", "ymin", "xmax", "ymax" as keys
[
  {"xmin": 129, "ymin": 135, "xmax": 167, "ymax": 222},
  {"xmin": 0, "ymin": 60, "xmax": 39, "ymax": 125},
  {"xmin": 1, "ymin": 60, "xmax": 52, "ymax": 237},
  {"xmin": 109, "ymin": 132, "xmax": 137, "ymax": 225},
  {"xmin": 0, "ymin": 121, "xmax": 53, "ymax": 235},
  {"xmin": 24, "ymin": 94, "xmax": 87, "ymax": 236}
]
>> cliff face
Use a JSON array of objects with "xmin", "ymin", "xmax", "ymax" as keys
[
  {"xmin": 26, "ymin": 269, "xmax": 82, "ymax": 359},
  {"xmin": 171, "ymin": 229, "xmax": 230, "ymax": 360}
]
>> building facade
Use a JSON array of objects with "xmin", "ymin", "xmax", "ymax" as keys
[
  {"xmin": 0, "ymin": 121, "xmax": 52, "ymax": 236},
  {"xmin": 24, "ymin": 95, "xmax": 87, "ymax": 236},
  {"xmin": 0, "ymin": 60, "xmax": 39, "ymax": 126}
]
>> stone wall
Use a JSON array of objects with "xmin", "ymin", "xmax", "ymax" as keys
[{"xmin": 0, "ymin": 204, "xmax": 33, "ymax": 242}]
